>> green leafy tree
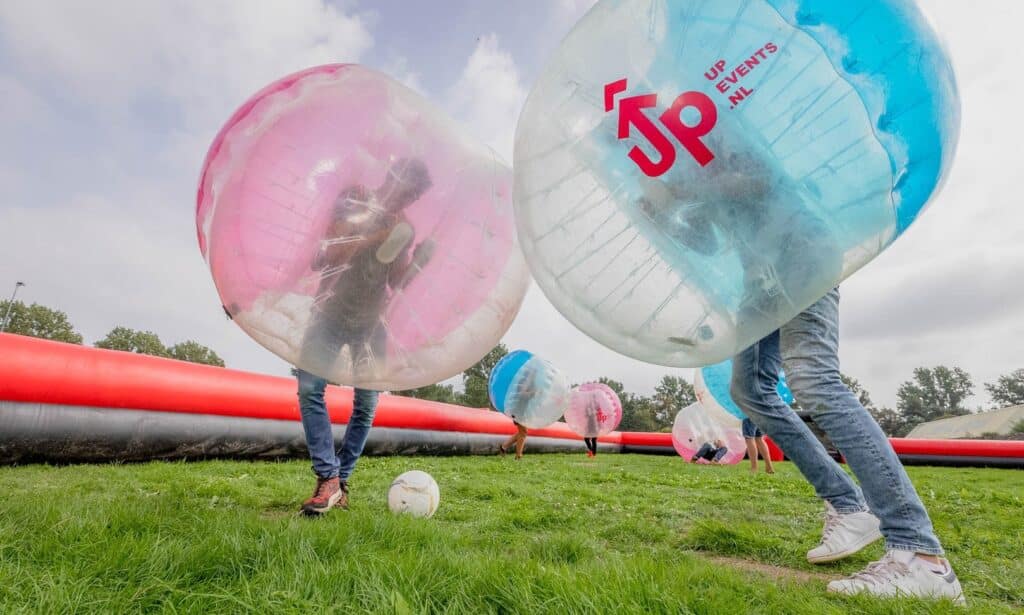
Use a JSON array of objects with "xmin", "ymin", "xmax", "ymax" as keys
[
  {"xmin": 840, "ymin": 373, "xmax": 875, "ymax": 412},
  {"xmin": 839, "ymin": 373, "xmax": 910, "ymax": 436},
  {"xmin": 0, "ymin": 300, "xmax": 83, "ymax": 344},
  {"xmin": 168, "ymin": 340, "xmax": 225, "ymax": 367},
  {"xmin": 400, "ymin": 383, "xmax": 459, "ymax": 404},
  {"xmin": 621, "ymin": 395, "xmax": 662, "ymax": 432},
  {"xmin": 652, "ymin": 375, "xmax": 695, "ymax": 427},
  {"xmin": 598, "ymin": 377, "xmax": 663, "ymax": 432},
  {"xmin": 869, "ymin": 406, "xmax": 911, "ymax": 437},
  {"xmin": 984, "ymin": 368, "xmax": 1024, "ymax": 408},
  {"xmin": 95, "ymin": 326, "xmax": 169, "ymax": 358},
  {"xmin": 460, "ymin": 343, "xmax": 509, "ymax": 408},
  {"xmin": 896, "ymin": 366, "xmax": 973, "ymax": 432}
]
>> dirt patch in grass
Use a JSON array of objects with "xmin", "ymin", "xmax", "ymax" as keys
[{"xmin": 687, "ymin": 552, "xmax": 839, "ymax": 584}]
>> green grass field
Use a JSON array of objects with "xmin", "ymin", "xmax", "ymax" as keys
[{"xmin": 1, "ymin": 454, "xmax": 1021, "ymax": 613}]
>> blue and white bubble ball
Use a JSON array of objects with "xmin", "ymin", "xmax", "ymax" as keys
[
  {"xmin": 488, "ymin": 350, "xmax": 570, "ymax": 429},
  {"xmin": 514, "ymin": 0, "xmax": 960, "ymax": 367}
]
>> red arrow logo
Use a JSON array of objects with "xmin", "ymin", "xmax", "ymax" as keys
[
  {"xmin": 614, "ymin": 92, "xmax": 677, "ymax": 177},
  {"xmin": 604, "ymin": 79, "xmax": 718, "ymax": 176}
]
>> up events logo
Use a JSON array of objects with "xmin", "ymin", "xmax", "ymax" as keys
[{"xmin": 603, "ymin": 42, "xmax": 779, "ymax": 177}]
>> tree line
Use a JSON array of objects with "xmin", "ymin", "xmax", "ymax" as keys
[
  {"xmin": 849, "ymin": 366, "xmax": 1024, "ymax": 437},
  {"xmin": 1, "ymin": 300, "xmax": 224, "ymax": 367},
  {"xmin": 5, "ymin": 299, "xmax": 1023, "ymax": 434}
]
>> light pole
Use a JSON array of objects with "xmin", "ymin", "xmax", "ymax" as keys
[{"xmin": 1, "ymin": 281, "xmax": 26, "ymax": 333}]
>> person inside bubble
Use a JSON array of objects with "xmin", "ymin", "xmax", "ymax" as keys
[
  {"xmin": 293, "ymin": 157, "xmax": 435, "ymax": 516},
  {"xmin": 690, "ymin": 438, "xmax": 728, "ymax": 464},
  {"xmin": 299, "ymin": 157, "xmax": 435, "ymax": 380},
  {"xmin": 583, "ymin": 395, "xmax": 601, "ymax": 458},
  {"xmin": 499, "ymin": 366, "xmax": 540, "ymax": 460},
  {"xmin": 635, "ymin": 132, "xmax": 842, "ymax": 346}
]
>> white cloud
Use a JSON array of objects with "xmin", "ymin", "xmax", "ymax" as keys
[
  {"xmin": 0, "ymin": 1, "xmax": 373, "ymax": 127},
  {"xmin": 381, "ymin": 54, "xmax": 424, "ymax": 94},
  {"xmin": 448, "ymin": 33, "xmax": 527, "ymax": 161}
]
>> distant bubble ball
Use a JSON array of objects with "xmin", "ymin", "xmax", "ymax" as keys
[
  {"xmin": 197, "ymin": 64, "xmax": 530, "ymax": 390},
  {"xmin": 488, "ymin": 350, "xmax": 570, "ymax": 429},
  {"xmin": 671, "ymin": 401, "xmax": 746, "ymax": 465},
  {"xmin": 564, "ymin": 382, "xmax": 623, "ymax": 438},
  {"xmin": 513, "ymin": 0, "xmax": 960, "ymax": 367}
]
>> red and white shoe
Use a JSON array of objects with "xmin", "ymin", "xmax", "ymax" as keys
[{"xmin": 300, "ymin": 476, "xmax": 344, "ymax": 516}]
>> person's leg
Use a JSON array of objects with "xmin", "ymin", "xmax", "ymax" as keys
[
  {"xmin": 691, "ymin": 442, "xmax": 712, "ymax": 462},
  {"xmin": 297, "ymin": 369, "xmax": 345, "ymax": 514},
  {"xmin": 755, "ymin": 437, "xmax": 775, "ymax": 473},
  {"xmin": 514, "ymin": 424, "xmax": 528, "ymax": 459},
  {"xmin": 501, "ymin": 420, "xmax": 521, "ymax": 453},
  {"xmin": 744, "ymin": 437, "xmax": 759, "ymax": 472},
  {"xmin": 780, "ymin": 288, "xmax": 943, "ymax": 556},
  {"xmin": 731, "ymin": 329, "xmax": 867, "ymax": 511},
  {"xmin": 297, "ymin": 369, "xmax": 339, "ymax": 478},
  {"xmin": 334, "ymin": 387, "xmax": 380, "ymax": 508},
  {"xmin": 500, "ymin": 432, "xmax": 517, "ymax": 454}
]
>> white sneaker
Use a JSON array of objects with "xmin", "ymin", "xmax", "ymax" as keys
[
  {"xmin": 807, "ymin": 502, "xmax": 882, "ymax": 563},
  {"xmin": 827, "ymin": 550, "xmax": 966, "ymax": 605}
]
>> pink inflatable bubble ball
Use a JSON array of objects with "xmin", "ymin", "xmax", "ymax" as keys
[
  {"xmin": 197, "ymin": 64, "xmax": 530, "ymax": 390},
  {"xmin": 564, "ymin": 382, "xmax": 623, "ymax": 438},
  {"xmin": 671, "ymin": 401, "xmax": 745, "ymax": 465}
]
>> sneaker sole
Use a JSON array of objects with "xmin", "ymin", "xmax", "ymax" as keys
[
  {"xmin": 807, "ymin": 528, "xmax": 883, "ymax": 564},
  {"xmin": 826, "ymin": 582, "xmax": 967, "ymax": 606}
]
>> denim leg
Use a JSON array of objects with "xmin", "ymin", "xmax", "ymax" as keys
[
  {"xmin": 731, "ymin": 329, "xmax": 867, "ymax": 512},
  {"xmin": 692, "ymin": 442, "xmax": 713, "ymax": 460},
  {"xmin": 296, "ymin": 369, "xmax": 339, "ymax": 479},
  {"xmin": 780, "ymin": 288, "xmax": 943, "ymax": 555},
  {"xmin": 337, "ymin": 387, "xmax": 379, "ymax": 481}
]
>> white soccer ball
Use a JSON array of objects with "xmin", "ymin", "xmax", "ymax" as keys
[{"xmin": 387, "ymin": 470, "xmax": 440, "ymax": 518}]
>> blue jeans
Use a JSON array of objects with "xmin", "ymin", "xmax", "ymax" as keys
[
  {"xmin": 692, "ymin": 442, "xmax": 726, "ymax": 463},
  {"xmin": 296, "ymin": 369, "xmax": 378, "ymax": 481},
  {"xmin": 730, "ymin": 288, "xmax": 943, "ymax": 555},
  {"xmin": 741, "ymin": 417, "xmax": 763, "ymax": 439}
]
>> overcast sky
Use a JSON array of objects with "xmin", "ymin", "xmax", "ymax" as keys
[{"xmin": 1, "ymin": 1, "xmax": 1020, "ymax": 409}]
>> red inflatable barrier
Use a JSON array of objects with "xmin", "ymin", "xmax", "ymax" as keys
[
  {"xmin": 1, "ymin": 333, "xmax": 1021, "ymax": 467},
  {"xmin": 889, "ymin": 437, "xmax": 1024, "ymax": 457},
  {"xmin": 0, "ymin": 333, "xmax": 598, "ymax": 437},
  {"xmin": 0, "ymin": 333, "xmax": 592, "ymax": 442}
]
